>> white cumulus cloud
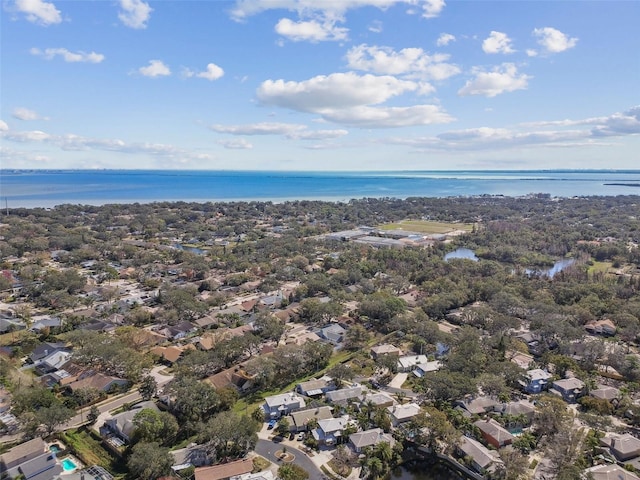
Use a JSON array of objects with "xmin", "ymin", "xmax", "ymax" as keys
[
  {"xmin": 12, "ymin": 107, "xmax": 48, "ymax": 121},
  {"xmin": 436, "ymin": 33, "xmax": 455, "ymax": 46},
  {"xmin": 257, "ymin": 72, "xmax": 418, "ymax": 112},
  {"xmin": 482, "ymin": 31, "xmax": 515, "ymax": 54},
  {"xmin": 382, "ymin": 106, "xmax": 640, "ymax": 153},
  {"xmin": 458, "ymin": 63, "xmax": 531, "ymax": 97},
  {"xmin": 184, "ymin": 63, "xmax": 225, "ymax": 81},
  {"xmin": 210, "ymin": 122, "xmax": 349, "ymax": 140},
  {"xmin": 217, "ymin": 138, "xmax": 253, "ymax": 149},
  {"xmin": 368, "ymin": 20, "xmax": 383, "ymax": 33},
  {"xmin": 118, "ymin": 0, "xmax": 152, "ymax": 29},
  {"xmin": 30, "ymin": 47, "xmax": 105, "ymax": 63},
  {"xmin": 0, "ymin": 120, "xmax": 8, "ymax": 131},
  {"xmin": 231, "ymin": 1, "xmax": 444, "ymax": 43},
  {"xmin": 13, "ymin": 0, "xmax": 61, "ymax": 25},
  {"xmin": 0, "ymin": 126, "xmax": 215, "ymax": 162},
  {"xmin": 138, "ymin": 60, "xmax": 171, "ymax": 77},
  {"xmin": 323, "ymin": 104, "xmax": 453, "ymax": 128},
  {"xmin": 257, "ymin": 71, "xmax": 453, "ymax": 128},
  {"xmin": 533, "ymin": 27, "xmax": 578, "ymax": 53},
  {"xmin": 275, "ymin": 18, "xmax": 348, "ymax": 42},
  {"xmin": 231, "ymin": 1, "xmax": 444, "ymax": 21},
  {"xmin": 421, "ymin": 0, "xmax": 445, "ymax": 18},
  {"xmin": 346, "ymin": 44, "xmax": 460, "ymax": 81}
]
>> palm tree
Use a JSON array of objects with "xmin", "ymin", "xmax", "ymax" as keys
[{"xmin": 364, "ymin": 457, "xmax": 384, "ymax": 480}]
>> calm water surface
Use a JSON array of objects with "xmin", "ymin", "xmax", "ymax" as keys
[
  {"xmin": 2, "ymin": 170, "xmax": 640, "ymax": 208},
  {"xmin": 391, "ymin": 463, "xmax": 465, "ymax": 480}
]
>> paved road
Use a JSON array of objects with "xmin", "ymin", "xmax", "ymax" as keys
[
  {"xmin": 255, "ymin": 439, "xmax": 325, "ymax": 480},
  {"xmin": 65, "ymin": 366, "xmax": 174, "ymax": 430}
]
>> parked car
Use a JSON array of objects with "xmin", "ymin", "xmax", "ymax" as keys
[{"xmin": 268, "ymin": 419, "xmax": 277, "ymax": 429}]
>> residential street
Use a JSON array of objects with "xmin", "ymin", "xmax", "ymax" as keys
[
  {"xmin": 64, "ymin": 365, "xmax": 174, "ymax": 430},
  {"xmin": 255, "ymin": 439, "xmax": 326, "ymax": 480}
]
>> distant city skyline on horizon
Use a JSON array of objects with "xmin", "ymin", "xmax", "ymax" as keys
[{"xmin": 1, "ymin": 0, "xmax": 639, "ymax": 171}]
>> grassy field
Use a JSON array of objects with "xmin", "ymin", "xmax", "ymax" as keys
[
  {"xmin": 378, "ymin": 219, "xmax": 474, "ymax": 234},
  {"xmin": 588, "ymin": 261, "xmax": 613, "ymax": 275}
]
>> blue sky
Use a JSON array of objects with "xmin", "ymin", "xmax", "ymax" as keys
[{"xmin": 1, "ymin": 0, "xmax": 639, "ymax": 170}]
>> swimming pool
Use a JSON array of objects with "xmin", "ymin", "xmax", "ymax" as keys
[{"xmin": 61, "ymin": 458, "xmax": 77, "ymax": 471}]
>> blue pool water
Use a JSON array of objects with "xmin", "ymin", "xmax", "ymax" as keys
[{"xmin": 61, "ymin": 458, "xmax": 77, "ymax": 471}]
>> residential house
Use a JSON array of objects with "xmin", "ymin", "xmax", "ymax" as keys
[
  {"xmin": 590, "ymin": 385, "xmax": 621, "ymax": 402},
  {"xmin": 288, "ymin": 406, "xmax": 334, "ymax": 432},
  {"xmin": 363, "ymin": 392, "xmax": 396, "ymax": 409},
  {"xmin": 0, "ymin": 437, "xmax": 63, "ymax": 480},
  {"xmin": 600, "ymin": 434, "xmax": 640, "ymax": 461},
  {"xmin": 30, "ymin": 317, "xmax": 63, "ymax": 333},
  {"xmin": 258, "ymin": 292, "xmax": 284, "ymax": 310},
  {"xmin": 103, "ymin": 401, "xmax": 159, "ymax": 443},
  {"xmin": 171, "ymin": 444, "xmax": 209, "ymax": 470},
  {"xmin": 387, "ymin": 403, "xmax": 421, "ymax": 426},
  {"xmin": 397, "ymin": 355, "xmax": 428, "ymax": 373},
  {"xmin": 159, "ymin": 321, "xmax": 197, "ymax": 340},
  {"xmin": 551, "ymin": 377, "xmax": 585, "ymax": 403},
  {"xmin": 150, "ymin": 345, "xmax": 194, "ymax": 365},
  {"xmin": 412, "ymin": 361, "xmax": 442, "ymax": 378},
  {"xmin": 234, "ymin": 471, "xmax": 275, "ymax": 480},
  {"xmin": 474, "ymin": 419, "xmax": 515, "ymax": 449},
  {"xmin": 35, "ymin": 350, "xmax": 72, "ymax": 375},
  {"xmin": 78, "ymin": 320, "xmax": 115, "ymax": 333},
  {"xmin": 312, "ymin": 415, "xmax": 351, "ymax": 446},
  {"xmin": 0, "ymin": 317, "xmax": 26, "ymax": 334},
  {"xmin": 66, "ymin": 372, "xmax": 129, "ymax": 394},
  {"xmin": 349, "ymin": 428, "xmax": 394, "ymax": 453},
  {"xmin": 454, "ymin": 396, "xmax": 499, "ymax": 417},
  {"xmin": 262, "ymin": 393, "xmax": 306, "ymax": 419},
  {"xmin": 194, "ymin": 458, "xmax": 253, "ymax": 480},
  {"xmin": 519, "ymin": 368, "xmax": 552, "ymax": 394},
  {"xmin": 370, "ymin": 344, "xmax": 402, "ymax": 359},
  {"xmin": 585, "ymin": 465, "xmax": 640, "ymax": 480},
  {"xmin": 325, "ymin": 386, "xmax": 363, "ymax": 407},
  {"xmin": 29, "ymin": 342, "xmax": 68, "ymax": 364},
  {"xmin": 296, "ymin": 378, "xmax": 334, "ymax": 397},
  {"xmin": 285, "ymin": 325, "xmax": 320, "ymax": 346},
  {"xmin": 204, "ymin": 365, "xmax": 255, "ymax": 392},
  {"xmin": 494, "ymin": 400, "xmax": 536, "ymax": 429},
  {"xmin": 457, "ymin": 436, "xmax": 502, "ymax": 474},
  {"xmin": 506, "ymin": 350, "xmax": 534, "ymax": 370},
  {"xmin": 320, "ymin": 324, "xmax": 347, "ymax": 344}
]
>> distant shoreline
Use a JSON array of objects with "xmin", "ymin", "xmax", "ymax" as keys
[{"xmin": 604, "ymin": 183, "xmax": 640, "ymax": 187}]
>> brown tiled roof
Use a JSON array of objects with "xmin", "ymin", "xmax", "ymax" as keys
[{"xmin": 194, "ymin": 458, "xmax": 253, "ymax": 480}]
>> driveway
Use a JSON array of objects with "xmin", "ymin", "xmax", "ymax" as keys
[{"xmin": 255, "ymin": 439, "xmax": 326, "ymax": 480}]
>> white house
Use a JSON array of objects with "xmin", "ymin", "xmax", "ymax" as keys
[
  {"xmin": 387, "ymin": 403, "xmax": 421, "ymax": 426},
  {"xmin": 262, "ymin": 393, "xmax": 306, "ymax": 419},
  {"xmin": 397, "ymin": 355, "xmax": 428, "ymax": 372}
]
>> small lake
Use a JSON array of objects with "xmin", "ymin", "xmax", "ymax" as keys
[
  {"xmin": 391, "ymin": 463, "xmax": 465, "ymax": 480},
  {"xmin": 173, "ymin": 244, "xmax": 207, "ymax": 255},
  {"xmin": 525, "ymin": 258, "xmax": 576, "ymax": 278},
  {"xmin": 444, "ymin": 248, "xmax": 479, "ymax": 262}
]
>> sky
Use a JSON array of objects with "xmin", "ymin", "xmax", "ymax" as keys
[{"xmin": 1, "ymin": 0, "xmax": 639, "ymax": 171}]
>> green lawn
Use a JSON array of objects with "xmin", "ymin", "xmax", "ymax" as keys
[
  {"xmin": 59, "ymin": 428, "xmax": 127, "ymax": 477},
  {"xmin": 587, "ymin": 261, "xmax": 613, "ymax": 275},
  {"xmin": 378, "ymin": 219, "xmax": 474, "ymax": 234}
]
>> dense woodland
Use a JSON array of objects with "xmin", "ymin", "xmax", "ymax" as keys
[{"xmin": 1, "ymin": 195, "xmax": 640, "ymax": 480}]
